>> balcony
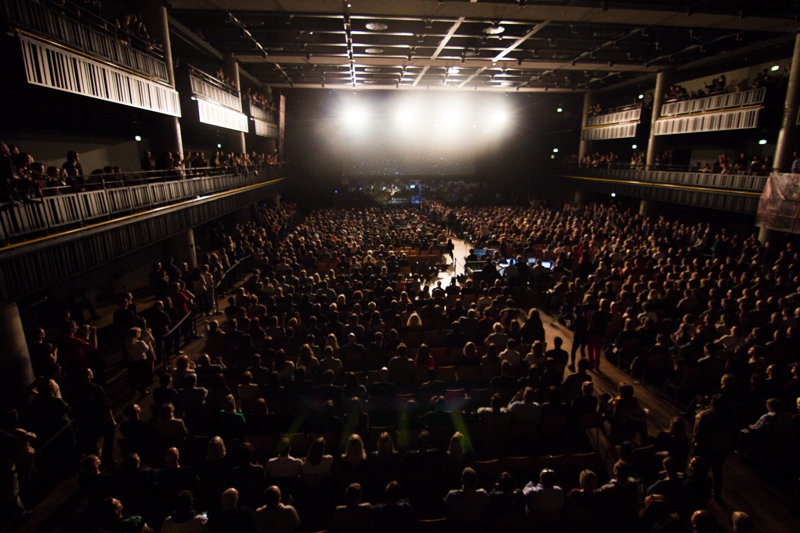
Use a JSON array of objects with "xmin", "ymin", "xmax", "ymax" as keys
[
  {"xmin": 653, "ymin": 87, "xmax": 766, "ymax": 136},
  {"xmin": 189, "ymin": 68, "xmax": 248, "ymax": 132},
  {"xmin": 248, "ymin": 102, "xmax": 276, "ymax": 123},
  {"xmin": 660, "ymin": 87, "xmax": 766, "ymax": 117},
  {"xmin": 6, "ymin": 0, "xmax": 169, "ymax": 82},
  {"xmin": 568, "ymin": 167, "xmax": 767, "ymax": 193},
  {"xmin": 0, "ymin": 167, "xmax": 282, "ymax": 244},
  {"xmin": 582, "ymin": 106, "xmax": 641, "ymax": 140}
]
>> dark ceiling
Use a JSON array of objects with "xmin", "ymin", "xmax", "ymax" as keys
[{"xmin": 169, "ymin": 0, "xmax": 800, "ymax": 92}]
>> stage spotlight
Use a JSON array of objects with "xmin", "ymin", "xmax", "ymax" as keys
[
  {"xmin": 345, "ymin": 105, "xmax": 368, "ymax": 127},
  {"xmin": 491, "ymin": 110, "xmax": 508, "ymax": 126}
]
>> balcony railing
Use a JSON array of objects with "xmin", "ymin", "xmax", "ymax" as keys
[
  {"xmin": 6, "ymin": 0, "xmax": 169, "ymax": 82},
  {"xmin": 0, "ymin": 167, "xmax": 282, "ymax": 243},
  {"xmin": 253, "ymin": 118, "xmax": 279, "ymax": 138},
  {"xmin": 189, "ymin": 68, "xmax": 242, "ymax": 112},
  {"xmin": 568, "ymin": 167, "xmax": 767, "ymax": 193},
  {"xmin": 660, "ymin": 87, "xmax": 766, "ymax": 117},
  {"xmin": 581, "ymin": 123, "xmax": 638, "ymax": 141},
  {"xmin": 586, "ymin": 107, "xmax": 641, "ymax": 127},
  {"xmin": 248, "ymin": 102, "xmax": 276, "ymax": 123},
  {"xmin": 654, "ymin": 107, "xmax": 761, "ymax": 135}
]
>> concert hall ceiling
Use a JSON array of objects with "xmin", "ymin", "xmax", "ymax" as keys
[{"xmin": 169, "ymin": 1, "xmax": 800, "ymax": 92}]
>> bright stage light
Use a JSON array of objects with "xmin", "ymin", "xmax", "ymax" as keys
[
  {"xmin": 345, "ymin": 105, "xmax": 368, "ymax": 126},
  {"xmin": 491, "ymin": 110, "xmax": 508, "ymax": 126},
  {"xmin": 552, "ymin": 148, "xmax": 559, "ymax": 153}
]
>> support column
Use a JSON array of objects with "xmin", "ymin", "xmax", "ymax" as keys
[
  {"xmin": 646, "ymin": 69, "xmax": 673, "ymax": 169},
  {"xmin": 639, "ymin": 199, "xmax": 656, "ymax": 217},
  {"xmin": 773, "ymin": 32, "xmax": 800, "ymax": 172},
  {"xmin": 167, "ymin": 229, "xmax": 197, "ymax": 271},
  {"xmin": 578, "ymin": 90, "xmax": 596, "ymax": 162},
  {"xmin": 224, "ymin": 55, "xmax": 247, "ymax": 156},
  {"xmin": 758, "ymin": 226, "xmax": 781, "ymax": 245},
  {"xmin": 143, "ymin": 0, "xmax": 183, "ymax": 159},
  {"xmin": 0, "ymin": 302, "xmax": 34, "ymax": 408}
]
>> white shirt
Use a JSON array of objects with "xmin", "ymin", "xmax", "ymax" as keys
[
  {"xmin": 523, "ymin": 483, "xmax": 564, "ymax": 513},
  {"xmin": 161, "ymin": 514, "xmax": 208, "ymax": 533},
  {"xmin": 266, "ymin": 455, "xmax": 303, "ymax": 478}
]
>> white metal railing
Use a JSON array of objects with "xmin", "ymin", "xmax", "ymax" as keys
[
  {"xmin": 7, "ymin": 0, "xmax": 168, "ymax": 82},
  {"xmin": 0, "ymin": 169, "xmax": 281, "ymax": 242},
  {"xmin": 586, "ymin": 107, "xmax": 641, "ymax": 127},
  {"xmin": 249, "ymin": 103, "xmax": 276, "ymax": 122},
  {"xmin": 654, "ymin": 107, "xmax": 760, "ymax": 135},
  {"xmin": 581, "ymin": 123, "xmax": 638, "ymax": 140},
  {"xmin": 190, "ymin": 74, "xmax": 242, "ymax": 112},
  {"xmin": 573, "ymin": 167, "xmax": 767, "ymax": 192},
  {"xmin": 197, "ymin": 99, "xmax": 249, "ymax": 132},
  {"xmin": 660, "ymin": 87, "xmax": 766, "ymax": 117},
  {"xmin": 20, "ymin": 35, "xmax": 181, "ymax": 116},
  {"xmin": 254, "ymin": 118, "xmax": 279, "ymax": 138}
]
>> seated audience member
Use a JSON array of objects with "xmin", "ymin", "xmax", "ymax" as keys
[
  {"xmin": 254, "ymin": 486, "xmax": 300, "ymax": 533},
  {"xmin": 99, "ymin": 497, "xmax": 154, "ymax": 533},
  {"xmin": 207, "ymin": 488, "xmax": 256, "ymax": 533},
  {"xmin": 340, "ymin": 434, "xmax": 368, "ymax": 472},
  {"xmin": 599, "ymin": 461, "xmax": 639, "ymax": 530},
  {"xmin": 334, "ymin": 483, "xmax": 373, "ymax": 533},
  {"xmin": 372, "ymin": 481, "xmax": 414, "ymax": 533},
  {"xmin": 444, "ymin": 467, "xmax": 489, "ymax": 532},
  {"xmin": 487, "ymin": 472, "xmax": 526, "ymax": 520},
  {"xmin": 161, "ymin": 490, "xmax": 208, "ymax": 533},
  {"xmin": 565, "ymin": 469, "xmax": 602, "ymax": 513},
  {"xmin": 524, "ymin": 469, "xmax": 564, "ymax": 514},
  {"xmin": 302, "ymin": 437, "xmax": 333, "ymax": 487},
  {"xmin": 159, "ymin": 447, "xmax": 199, "ymax": 492},
  {"xmin": 508, "ymin": 387, "xmax": 542, "ymax": 431},
  {"xmin": 265, "ymin": 439, "xmax": 303, "ymax": 480}
]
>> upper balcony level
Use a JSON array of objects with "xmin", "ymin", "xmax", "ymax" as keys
[
  {"xmin": 654, "ymin": 87, "xmax": 767, "ymax": 136},
  {"xmin": 187, "ymin": 66, "xmax": 248, "ymax": 133},
  {"xmin": 0, "ymin": 166, "xmax": 283, "ymax": 246},
  {"xmin": 6, "ymin": 0, "xmax": 168, "ymax": 82},
  {"xmin": 582, "ymin": 105, "xmax": 642, "ymax": 141}
]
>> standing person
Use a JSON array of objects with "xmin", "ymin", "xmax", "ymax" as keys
[
  {"xmin": 149, "ymin": 301, "xmax": 172, "ymax": 364},
  {"xmin": 125, "ymin": 327, "xmax": 155, "ymax": 399},
  {"xmin": 693, "ymin": 397, "xmax": 734, "ymax": 502},
  {"xmin": 568, "ymin": 306, "xmax": 589, "ymax": 372},
  {"xmin": 68, "ymin": 368, "xmax": 116, "ymax": 467},
  {"xmin": 586, "ymin": 300, "xmax": 611, "ymax": 372}
]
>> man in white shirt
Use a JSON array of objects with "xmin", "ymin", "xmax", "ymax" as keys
[
  {"xmin": 523, "ymin": 469, "xmax": 564, "ymax": 514},
  {"xmin": 254, "ymin": 486, "xmax": 300, "ymax": 533},
  {"xmin": 499, "ymin": 339, "xmax": 521, "ymax": 366},
  {"xmin": 265, "ymin": 441, "xmax": 303, "ymax": 479}
]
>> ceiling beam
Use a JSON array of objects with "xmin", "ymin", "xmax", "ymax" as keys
[
  {"xmin": 238, "ymin": 54, "xmax": 655, "ymax": 72},
  {"xmin": 412, "ymin": 16, "xmax": 464, "ymax": 87},
  {"xmin": 493, "ymin": 21, "xmax": 550, "ymax": 62},
  {"xmin": 169, "ymin": 0, "xmax": 799, "ymax": 33},
  {"xmin": 458, "ymin": 66, "xmax": 488, "ymax": 88},
  {"xmin": 267, "ymin": 82, "xmax": 578, "ymax": 92}
]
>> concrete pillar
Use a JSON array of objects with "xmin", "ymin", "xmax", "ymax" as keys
[
  {"xmin": 773, "ymin": 32, "xmax": 800, "ymax": 172},
  {"xmin": 0, "ymin": 302, "xmax": 34, "ymax": 408},
  {"xmin": 646, "ymin": 69, "xmax": 673, "ymax": 169},
  {"xmin": 224, "ymin": 55, "xmax": 247, "ymax": 156},
  {"xmin": 167, "ymin": 229, "xmax": 197, "ymax": 271},
  {"xmin": 573, "ymin": 191, "xmax": 585, "ymax": 205},
  {"xmin": 143, "ymin": 0, "xmax": 183, "ymax": 159},
  {"xmin": 639, "ymin": 199, "xmax": 656, "ymax": 217},
  {"xmin": 578, "ymin": 90, "xmax": 596, "ymax": 162},
  {"xmin": 758, "ymin": 226, "xmax": 781, "ymax": 245},
  {"xmin": 271, "ymin": 194, "xmax": 281, "ymax": 208}
]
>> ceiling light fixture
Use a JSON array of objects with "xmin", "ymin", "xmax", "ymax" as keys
[
  {"xmin": 484, "ymin": 24, "xmax": 505, "ymax": 35},
  {"xmin": 364, "ymin": 48, "xmax": 384, "ymax": 54},
  {"xmin": 365, "ymin": 22, "xmax": 388, "ymax": 31}
]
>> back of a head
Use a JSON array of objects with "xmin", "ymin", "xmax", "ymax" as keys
[
  {"xmin": 220, "ymin": 488, "xmax": 239, "ymax": 510},
  {"xmin": 174, "ymin": 490, "xmax": 194, "ymax": 514},
  {"xmin": 539, "ymin": 469, "xmax": 556, "ymax": 488},
  {"xmin": 264, "ymin": 486, "xmax": 281, "ymax": 509},
  {"xmin": 345, "ymin": 483, "xmax": 363, "ymax": 507},
  {"xmin": 461, "ymin": 467, "xmax": 478, "ymax": 490}
]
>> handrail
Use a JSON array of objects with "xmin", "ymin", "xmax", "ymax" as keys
[
  {"xmin": 0, "ymin": 168, "xmax": 284, "ymax": 244},
  {"xmin": 6, "ymin": 0, "xmax": 168, "ymax": 82},
  {"xmin": 187, "ymin": 66, "xmax": 239, "ymax": 98},
  {"xmin": 563, "ymin": 167, "xmax": 768, "ymax": 193},
  {"xmin": 215, "ymin": 255, "xmax": 252, "ymax": 291},
  {"xmin": 660, "ymin": 87, "xmax": 766, "ymax": 118},
  {"xmin": 162, "ymin": 309, "xmax": 195, "ymax": 340}
]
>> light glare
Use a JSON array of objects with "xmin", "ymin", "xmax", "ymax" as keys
[
  {"xmin": 771, "ymin": 65, "xmax": 780, "ymax": 72},
  {"xmin": 759, "ymin": 139, "xmax": 768, "ymax": 145}
]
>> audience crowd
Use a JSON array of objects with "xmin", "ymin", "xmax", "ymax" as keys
[
  {"xmin": 0, "ymin": 143, "xmax": 280, "ymax": 204},
  {"xmin": 4, "ymin": 195, "xmax": 798, "ymax": 533}
]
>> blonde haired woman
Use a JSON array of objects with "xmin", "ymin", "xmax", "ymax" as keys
[
  {"xmin": 125, "ymin": 327, "xmax": 154, "ymax": 398},
  {"xmin": 340, "ymin": 434, "xmax": 367, "ymax": 472}
]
